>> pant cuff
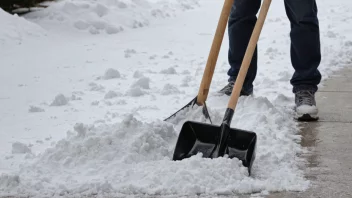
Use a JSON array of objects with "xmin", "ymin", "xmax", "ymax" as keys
[{"xmin": 293, "ymin": 85, "xmax": 318, "ymax": 93}]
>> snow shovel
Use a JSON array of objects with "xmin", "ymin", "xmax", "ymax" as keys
[
  {"xmin": 163, "ymin": 0, "xmax": 235, "ymax": 123},
  {"xmin": 172, "ymin": 0, "xmax": 272, "ymax": 175}
]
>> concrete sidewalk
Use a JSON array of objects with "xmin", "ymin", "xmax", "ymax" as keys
[{"xmin": 267, "ymin": 67, "xmax": 352, "ymax": 198}]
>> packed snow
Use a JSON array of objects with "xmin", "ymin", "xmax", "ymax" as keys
[{"xmin": 1, "ymin": 0, "xmax": 352, "ymax": 197}]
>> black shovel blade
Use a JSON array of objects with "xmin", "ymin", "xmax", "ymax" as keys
[{"xmin": 172, "ymin": 121, "xmax": 257, "ymax": 174}]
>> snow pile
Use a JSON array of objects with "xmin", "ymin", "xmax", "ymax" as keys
[
  {"xmin": 24, "ymin": 0, "xmax": 200, "ymax": 34},
  {"xmin": 0, "ymin": 8, "xmax": 45, "ymax": 45},
  {"xmin": 1, "ymin": 96, "xmax": 309, "ymax": 196},
  {"xmin": 3, "ymin": 0, "xmax": 352, "ymax": 197}
]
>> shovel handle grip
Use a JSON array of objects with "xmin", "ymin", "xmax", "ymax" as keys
[
  {"xmin": 227, "ymin": 0, "xmax": 272, "ymax": 110},
  {"xmin": 196, "ymin": 0, "xmax": 234, "ymax": 105}
]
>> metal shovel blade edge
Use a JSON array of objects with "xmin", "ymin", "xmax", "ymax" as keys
[
  {"xmin": 163, "ymin": 97, "xmax": 212, "ymax": 123},
  {"xmin": 172, "ymin": 121, "xmax": 257, "ymax": 174}
]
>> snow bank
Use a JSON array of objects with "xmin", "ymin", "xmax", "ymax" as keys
[
  {"xmin": 1, "ymin": 96, "xmax": 309, "ymax": 197},
  {"xmin": 24, "ymin": 0, "xmax": 200, "ymax": 34},
  {"xmin": 0, "ymin": 8, "xmax": 45, "ymax": 45}
]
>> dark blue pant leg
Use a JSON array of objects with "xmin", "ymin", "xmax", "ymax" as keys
[
  {"xmin": 284, "ymin": 0, "xmax": 322, "ymax": 93},
  {"xmin": 227, "ymin": 0, "xmax": 261, "ymax": 94}
]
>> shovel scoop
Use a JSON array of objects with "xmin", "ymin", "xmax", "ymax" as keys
[
  {"xmin": 172, "ymin": 0, "xmax": 272, "ymax": 175},
  {"xmin": 173, "ymin": 109, "xmax": 257, "ymax": 174}
]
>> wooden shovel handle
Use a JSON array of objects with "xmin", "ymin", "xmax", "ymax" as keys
[
  {"xmin": 196, "ymin": 0, "xmax": 234, "ymax": 105},
  {"xmin": 228, "ymin": 0, "xmax": 272, "ymax": 110}
]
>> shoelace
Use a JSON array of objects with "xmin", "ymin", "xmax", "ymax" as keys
[{"xmin": 297, "ymin": 90, "xmax": 315, "ymax": 105}]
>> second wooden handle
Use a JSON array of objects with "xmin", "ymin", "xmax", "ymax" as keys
[{"xmin": 196, "ymin": 0, "xmax": 234, "ymax": 105}]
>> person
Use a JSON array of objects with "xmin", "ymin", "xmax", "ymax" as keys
[{"xmin": 219, "ymin": 0, "xmax": 321, "ymax": 121}]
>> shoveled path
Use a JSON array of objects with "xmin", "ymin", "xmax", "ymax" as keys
[{"xmin": 267, "ymin": 67, "xmax": 352, "ymax": 197}]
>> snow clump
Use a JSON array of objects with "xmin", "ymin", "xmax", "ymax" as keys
[
  {"xmin": 50, "ymin": 94, "xmax": 69, "ymax": 106},
  {"xmin": 161, "ymin": 84, "xmax": 181, "ymax": 95},
  {"xmin": 12, "ymin": 142, "xmax": 31, "ymax": 154},
  {"xmin": 133, "ymin": 70, "xmax": 144, "ymax": 78},
  {"xmin": 103, "ymin": 68, "xmax": 121, "ymax": 80},
  {"xmin": 104, "ymin": 90, "xmax": 122, "ymax": 99},
  {"xmin": 28, "ymin": 106, "xmax": 45, "ymax": 113},
  {"xmin": 160, "ymin": 67, "xmax": 177, "ymax": 74},
  {"xmin": 132, "ymin": 77, "xmax": 150, "ymax": 89}
]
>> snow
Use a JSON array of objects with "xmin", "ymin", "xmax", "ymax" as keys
[
  {"xmin": 161, "ymin": 67, "xmax": 178, "ymax": 74},
  {"xmin": 133, "ymin": 70, "xmax": 144, "ymax": 78},
  {"xmin": 11, "ymin": 142, "xmax": 32, "ymax": 154},
  {"xmin": 161, "ymin": 84, "xmax": 182, "ymax": 95},
  {"xmin": 1, "ymin": 0, "xmax": 352, "ymax": 197},
  {"xmin": 104, "ymin": 90, "xmax": 122, "ymax": 99},
  {"xmin": 132, "ymin": 77, "xmax": 150, "ymax": 89},
  {"xmin": 50, "ymin": 94, "xmax": 69, "ymax": 106},
  {"xmin": 23, "ymin": 0, "xmax": 200, "ymax": 34},
  {"xmin": 28, "ymin": 106, "xmax": 45, "ymax": 113},
  {"xmin": 103, "ymin": 68, "xmax": 121, "ymax": 80},
  {"xmin": 0, "ymin": 8, "xmax": 46, "ymax": 45}
]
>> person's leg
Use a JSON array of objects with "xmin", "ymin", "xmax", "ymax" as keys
[
  {"xmin": 284, "ymin": 0, "xmax": 322, "ymax": 92},
  {"xmin": 284, "ymin": 0, "xmax": 321, "ymax": 120},
  {"xmin": 219, "ymin": 0, "xmax": 261, "ymax": 96}
]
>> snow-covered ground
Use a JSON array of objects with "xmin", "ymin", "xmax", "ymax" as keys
[{"xmin": 1, "ymin": 0, "xmax": 352, "ymax": 197}]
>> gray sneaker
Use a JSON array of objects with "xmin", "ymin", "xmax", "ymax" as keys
[
  {"xmin": 218, "ymin": 81, "xmax": 253, "ymax": 96},
  {"xmin": 295, "ymin": 90, "xmax": 319, "ymax": 121}
]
